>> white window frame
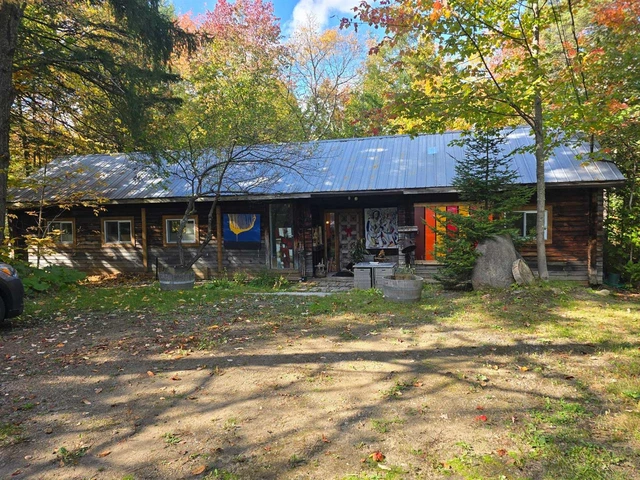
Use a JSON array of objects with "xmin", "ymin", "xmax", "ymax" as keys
[
  {"xmin": 511, "ymin": 208, "xmax": 551, "ymax": 242},
  {"xmin": 163, "ymin": 216, "xmax": 198, "ymax": 246},
  {"xmin": 102, "ymin": 218, "xmax": 134, "ymax": 245},
  {"xmin": 48, "ymin": 220, "xmax": 75, "ymax": 245}
]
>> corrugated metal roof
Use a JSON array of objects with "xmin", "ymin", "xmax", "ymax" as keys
[{"xmin": 9, "ymin": 127, "xmax": 625, "ymax": 204}]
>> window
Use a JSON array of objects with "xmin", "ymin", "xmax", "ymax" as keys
[
  {"xmin": 270, "ymin": 203, "xmax": 295, "ymax": 269},
  {"xmin": 103, "ymin": 219, "xmax": 133, "ymax": 244},
  {"xmin": 509, "ymin": 208, "xmax": 551, "ymax": 241},
  {"xmin": 163, "ymin": 216, "xmax": 197, "ymax": 245},
  {"xmin": 48, "ymin": 220, "xmax": 74, "ymax": 244}
]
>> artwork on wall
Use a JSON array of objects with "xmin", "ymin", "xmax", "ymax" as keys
[
  {"xmin": 364, "ymin": 208, "xmax": 398, "ymax": 249},
  {"xmin": 223, "ymin": 213, "xmax": 261, "ymax": 250}
]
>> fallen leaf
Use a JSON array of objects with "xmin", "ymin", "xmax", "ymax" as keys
[
  {"xmin": 97, "ymin": 450, "xmax": 111, "ymax": 458},
  {"xmin": 321, "ymin": 434, "xmax": 330, "ymax": 443},
  {"xmin": 476, "ymin": 405, "xmax": 485, "ymax": 410},
  {"xmin": 496, "ymin": 448, "xmax": 507, "ymax": 457},
  {"xmin": 519, "ymin": 366, "xmax": 529, "ymax": 372},
  {"xmin": 370, "ymin": 451, "xmax": 385, "ymax": 462},
  {"xmin": 191, "ymin": 465, "xmax": 206, "ymax": 475},
  {"xmin": 95, "ymin": 388, "xmax": 103, "ymax": 394},
  {"xmin": 171, "ymin": 376, "xmax": 181, "ymax": 381},
  {"xmin": 147, "ymin": 371, "xmax": 155, "ymax": 377},
  {"xmin": 565, "ymin": 375, "xmax": 575, "ymax": 380},
  {"xmin": 475, "ymin": 415, "xmax": 488, "ymax": 422},
  {"xmin": 82, "ymin": 399, "xmax": 92, "ymax": 405},
  {"xmin": 44, "ymin": 428, "xmax": 53, "ymax": 434}
]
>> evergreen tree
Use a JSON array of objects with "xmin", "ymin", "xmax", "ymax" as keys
[{"xmin": 435, "ymin": 128, "xmax": 533, "ymax": 288}]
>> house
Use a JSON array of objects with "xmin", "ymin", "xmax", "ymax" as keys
[{"xmin": 8, "ymin": 128, "xmax": 625, "ymax": 284}]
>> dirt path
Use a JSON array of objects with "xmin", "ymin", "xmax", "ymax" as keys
[{"xmin": 0, "ymin": 293, "xmax": 637, "ymax": 479}]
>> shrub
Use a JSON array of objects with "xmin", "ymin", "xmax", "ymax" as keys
[{"xmin": 14, "ymin": 262, "xmax": 86, "ymax": 294}]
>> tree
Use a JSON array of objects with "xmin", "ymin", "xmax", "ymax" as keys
[
  {"xmin": 148, "ymin": 0, "xmax": 309, "ymax": 269},
  {"xmin": 434, "ymin": 129, "xmax": 533, "ymax": 288},
  {"xmin": 0, "ymin": 0, "xmax": 190, "ymax": 243},
  {"xmin": 285, "ymin": 20, "xmax": 365, "ymax": 139},
  {"xmin": 581, "ymin": 0, "xmax": 640, "ymax": 279},
  {"xmin": 345, "ymin": 0, "xmax": 606, "ymax": 280}
]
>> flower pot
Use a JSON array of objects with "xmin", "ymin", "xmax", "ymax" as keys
[
  {"xmin": 158, "ymin": 267, "xmax": 195, "ymax": 291},
  {"xmin": 381, "ymin": 275, "xmax": 424, "ymax": 302}
]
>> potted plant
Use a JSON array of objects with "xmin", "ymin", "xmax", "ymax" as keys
[{"xmin": 381, "ymin": 266, "xmax": 424, "ymax": 302}]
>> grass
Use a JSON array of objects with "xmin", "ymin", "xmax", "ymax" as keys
[
  {"xmin": 371, "ymin": 417, "xmax": 404, "ymax": 434},
  {"xmin": 11, "ymin": 280, "xmax": 640, "ymax": 479},
  {"xmin": 0, "ymin": 423, "xmax": 23, "ymax": 446}
]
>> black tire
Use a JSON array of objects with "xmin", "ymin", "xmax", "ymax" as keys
[{"xmin": 0, "ymin": 296, "xmax": 5, "ymax": 322}]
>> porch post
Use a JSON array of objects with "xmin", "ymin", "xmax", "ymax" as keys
[
  {"xmin": 141, "ymin": 207, "xmax": 148, "ymax": 271},
  {"xmin": 216, "ymin": 205, "xmax": 223, "ymax": 274}
]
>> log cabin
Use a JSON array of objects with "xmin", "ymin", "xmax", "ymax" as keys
[{"xmin": 8, "ymin": 128, "xmax": 625, "ymax": 284}]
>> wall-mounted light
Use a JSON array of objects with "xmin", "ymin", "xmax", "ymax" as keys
[{"xmin": 354, "ymin": 196, "xmax": 358, "ymax": 201}]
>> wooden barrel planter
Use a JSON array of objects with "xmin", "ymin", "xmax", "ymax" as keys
[
  {"xmin": 381, "ymin": 275, "xmax": 424, "ymax": 302},
  {"xmin": 158, "ymin": 267, "xmax": 196, "ymax": 291}
]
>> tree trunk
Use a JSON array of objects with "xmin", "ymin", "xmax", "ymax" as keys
[
  {"xmin": 532, "ymin": 0, "xmax": 549, "ymax": 280},
  {"xmin": 0, "ymin": 2, "xmax": 23, "ymax": 243},
  {"xmin": 533, "ymin": 108, "xmax": 549, "ymax": 280}
]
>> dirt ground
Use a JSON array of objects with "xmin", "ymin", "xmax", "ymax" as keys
[{"xmin": 0, "ymin": 289, "xmax": 638, "ymax": 479}]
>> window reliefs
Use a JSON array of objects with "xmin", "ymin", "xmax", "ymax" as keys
[
  {"xmin": 48, "ymin": 219, "xmax": 75, "ymax": 245},
  {"xmin": 102, "ymin": 217, "xmax": 134, "ymax": 245},
  {"xmin": 162, "ymin": 215, "xmax": 199, "ymax": 246},
  {"xmin": 509, "ymin": 205, "xmax": 553, "ymax": 243}
]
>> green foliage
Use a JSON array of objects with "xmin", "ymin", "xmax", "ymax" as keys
[
  {"xmin": 247, "ymin": 270, "xmax": 290, "ymax": 290},
  {"xmin": 14, "ymin": 262, "xmax": 85, "ymax": 294},
  {"xmin": 56, "ymin": 445, "xmax": 89, "ymax": 466},
  {"xmin": 435, "ymin": 129, "xmax": 533, "ymax": 288},
  {"xmin": 349, "ymin": 238, "xmax": 368, "ymax": 265},
  {"xmin": 0, "ymin": 423, "xmax": 23, "ymax": 447}
]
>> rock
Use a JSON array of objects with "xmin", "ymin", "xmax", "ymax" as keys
[
  {"xmin": 512, "ymin": 258, "xmax": 535, "ymax": 285},
  {"xmin": 471, "ymin": 235, "xmax": 518, "ymax": 290}
]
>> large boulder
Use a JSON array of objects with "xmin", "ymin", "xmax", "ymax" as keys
[{"xmin": 471, "ymin": 235, "xmax": 519, "ymax": 290}]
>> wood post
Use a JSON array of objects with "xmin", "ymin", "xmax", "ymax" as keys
[
  {"xmin": 216, "ymin": 205, "xmax": 222, "ymax": 273},
  {"xmin": 141, "ymin": 207, "xmax": 148, "ymax": 271}
]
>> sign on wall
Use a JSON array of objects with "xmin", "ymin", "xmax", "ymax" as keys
[
  {"xmin": 364, "ymin": 208, "xmax": 398, "ymax": 249},
  {"xmin": 223, "ymin": 213, "xmax": 261, "ymax": 250}
]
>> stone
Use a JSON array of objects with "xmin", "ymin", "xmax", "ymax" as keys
[
  {"xmin": 594, "ymin": 289, "xmax": 611, "ymax": 296},
  {"xmin": 471, "ymin": 235, "xmax": 518, "ymax": 290},
  {"xmin": 512, "ymin": 258, "xmax": 535, "ymax": 285}
]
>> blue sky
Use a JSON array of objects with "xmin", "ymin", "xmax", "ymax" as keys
[{"xmin": 169, "ymin": 0, "xmax": 361, "ymax": 33}]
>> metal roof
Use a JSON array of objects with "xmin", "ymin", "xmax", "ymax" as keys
[{"xmin": 9, "ymin": 127, "xmax": 625, "ymax": 205}]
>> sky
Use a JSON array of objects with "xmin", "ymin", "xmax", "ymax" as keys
[{"xmin": 169, "ymin": 0, "xmax": 361, "ymax": 34}]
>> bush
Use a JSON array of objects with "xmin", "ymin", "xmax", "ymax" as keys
[{"xmin": 14, "ymin": 263, "xmax": 86, "ymax": 294}]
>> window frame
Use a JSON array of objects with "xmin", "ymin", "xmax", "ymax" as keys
[
  {"xmin": 101, "ymin": 217, "xmax": 135, "ymax": 246},
  {"xmin": 510, "ymin": 205, "xmax": 553, "ymax": 244},
  {"xmin": 162, "ymin": 215, "xmax": 199, "ymax": 247},
  {"xmin": 47, "ymin": 219, "xmax": 75, "ymax": 245}
]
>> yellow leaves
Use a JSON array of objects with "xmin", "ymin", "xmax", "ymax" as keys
[{"xmin": 319, "ymin": 28, "xmax": 339, "ymax": 45}]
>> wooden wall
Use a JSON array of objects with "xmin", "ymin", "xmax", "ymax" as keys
[
  {"xmin": 412, "ymin": 187, "xmax": 604, "ymax": 283},
  {"xmin": 10, "ymin": 187, "xmax": 605, "ymax": 284}
]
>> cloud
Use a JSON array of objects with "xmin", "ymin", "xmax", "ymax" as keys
[{"xmin": 288, "ymin": 0, "xmax": 361, "ymax": 34}]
